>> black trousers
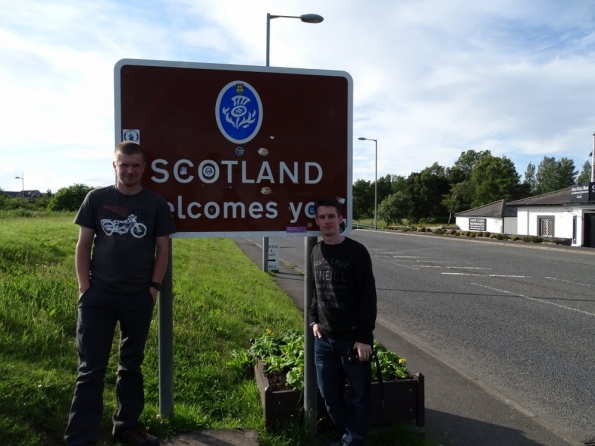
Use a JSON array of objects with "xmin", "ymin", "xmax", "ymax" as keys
[{"xmin": 64, "ymin": 286, "xmax": 155, "ymax": 446}]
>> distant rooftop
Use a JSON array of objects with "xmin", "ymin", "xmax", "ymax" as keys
[
  {"xmin": 455, "ymin": 199, "xmax": 517, "ymax": 218},
  {"xmin": 507, "ymin": 188, "xmax": 571, "ymax": 207},
  {"xmin": 2, "ymin": 190, "xmax": 42, "ymax": 199}
]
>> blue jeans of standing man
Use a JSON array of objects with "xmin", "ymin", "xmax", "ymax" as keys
[
  {"xmin": 314, "ymin": 336, "xmax": 371, "ymax": 446},
  {"xmin": 64, "ymin": 286, "xmax": 155, "ymax": 446}
]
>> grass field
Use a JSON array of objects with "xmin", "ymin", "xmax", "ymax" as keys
[{"xmin": 0, "ymin": 213, "xmax": 437, "ymax": 446}]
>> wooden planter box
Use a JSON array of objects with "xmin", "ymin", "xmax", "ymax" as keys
[{"xmin": 255, "ymin": 360, "xmax": 425, "ymax": 429}]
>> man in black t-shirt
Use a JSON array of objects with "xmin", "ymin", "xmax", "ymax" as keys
[
  {"xmin": 65, "ymin": 142, "xmax": 176, "ymax": 446},
  {"xmin": 309, "ymin": 197, "xmax": 377, "ymax": 446}
]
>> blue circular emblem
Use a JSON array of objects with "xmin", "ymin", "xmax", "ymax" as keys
[{"xmin": 216, "ymin": 81, "xmax": 263, "ymax": 144}]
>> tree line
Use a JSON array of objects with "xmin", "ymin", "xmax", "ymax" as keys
[
  {"xmin": 0, "ymin": 184, "xmax": 93, "ymax": 212},
  {"xmin": 2, "ymin": 151, "xmax": 590, "ymax": 223},
  {"xmin": 354, "ymin": 150, "xmax": 591, "ymax": 226}
]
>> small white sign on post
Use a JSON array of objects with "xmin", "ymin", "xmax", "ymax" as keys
[{"xmin": 268, "ymin": 244, "xmax": 279, "ymax": 272}]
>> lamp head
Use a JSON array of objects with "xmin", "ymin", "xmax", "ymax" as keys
[{"xmin": 300, "ymin": 13, "xmax": 324, "ymax": 23}]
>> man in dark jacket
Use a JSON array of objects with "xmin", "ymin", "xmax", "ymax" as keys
[{"xmin": 309, "ymin": 197, "xmax": 377, "ymax": 446}]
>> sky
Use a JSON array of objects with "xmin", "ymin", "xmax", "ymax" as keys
[{"xmin": 1, "ymin": 0, "xmax": 595, "ymax": 193}]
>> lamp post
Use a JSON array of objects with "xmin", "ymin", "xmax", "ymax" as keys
[
  {"xmin": 266, "ymin": 13, "xmax": 324, "ymax": 67},
  {"xmin": 15, "ymin": 171, "xmax": 24, "ymax": 195},
  {"xmin": 591, "ymin": 133, "xmax": 595, "ymax": 183},
  {"xmin": 263, "ymin": 12, "xmax": 324, "ymax": 272},
  {"xmin": 265, "ymin": 13, "xmax": 324, "ymax": 441},
  {"xmin": 358, "ymin": 137, "xmax": 378, "ymax": 230}
]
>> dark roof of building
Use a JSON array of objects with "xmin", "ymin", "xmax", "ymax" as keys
[
  {"xmin": 2, "ymin": 190, "xmax": 42, "ymax": 199},
  {"xmin": 455, "ymin": 199, "xmax": 517, "ymax": 218},
  {"xmin": 507, "ymin": 188, "xmax": 571, "ymax": 206}
]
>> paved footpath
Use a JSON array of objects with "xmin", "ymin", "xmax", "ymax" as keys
[
  {"xmin": 165, "ymin": 237, "xmax": 587, "ymax": 446},
  {"xmin": 164, "ymin": 428, "xmax": 258, "ymax": 445}
]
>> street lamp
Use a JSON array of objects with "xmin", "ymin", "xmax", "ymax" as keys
[
  {"xmin": 263, "ymin": 12, "xmax": 324, "ymax": 272},
  {"xmin": 266, "ymin": 13, "xmax": 324, "ymax": 67},
  {"xmin": 15, "ymin": 171, "xmax": 24, "ymax": 195},
  {"xmin": 358, "ymin": 137, "xmax": 378, "ymax": 230}
]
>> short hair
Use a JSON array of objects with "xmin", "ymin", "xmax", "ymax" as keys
[
  {"xmin": 315, "ymin": 197, "xmax": 343, "ymax": 217},
  {"xmin": 114, "ymin": 141, "xmax": 146, "ymax": 162}
]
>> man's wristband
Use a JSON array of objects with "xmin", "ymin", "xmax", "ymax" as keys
[
  {"xmin": 150, "ymin": 282, "xmax": 162, "ymax": 291},
  {"xmin": 309, "ymin": 321, "xmax": 317, "ymax": 327}
]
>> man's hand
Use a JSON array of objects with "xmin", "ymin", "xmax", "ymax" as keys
[
  {"xmin": 354, "ymin": 342, "xmax": 372, "ymax": 362},
  {"xmin": 78, "ymin": 284, "xmax": 90, "ymax": 299},
  {"xmin": 311, "ymin": 323, "xmax": 322, "ymax": 339},
  {"xmin": 149, "ymin": 286, "xmax": 159, "ymax": 302}
]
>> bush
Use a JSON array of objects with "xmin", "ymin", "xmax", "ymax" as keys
[
  {"xmin": 470, "ymin": 232, "xmax": 476, "ymax": 237},
  {"xmin": 553, "ymin": 238, "xmax": 570, "ymax": 245},
  {"xmin": 530, "ymin": 236, "xmax": 543, "ymax": 243},
  {"xmin": 483, "ymin": 231, "xmax": 491, "ymax": 237},
  {"xmin": 48, "ymin": 184, "xmax": 94, "ymax": 212},
  {"xmin": 511, "ymin": 235, "xmax": 520, "ymax": 241},
  {"xmin": 521, "ymin": 236, "xmax": 531, "ymax": 242},
  {"xmin": 449, "ymin": 229, "xmax": 457, "ymax": 235}
]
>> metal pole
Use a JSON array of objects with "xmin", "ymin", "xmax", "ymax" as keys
[
  {"xmin": 266, "ymin": 13, "xmax": 271, "ymax": 67},
  {"xmin": 304, "ymin": 236, "xmax": 317, "ymax": 440},
  {"xmin": 262, "ymin": 13, "xmax": 271, "ymax": 272},
  {"xmin": 262, "ymin": 236, "xmax": 269, "ymax": 272},
  {"xmin": 374, "ymin": 140, "xmax": 378, "ymax": 230},
  {"xmin": 591, "ymin": 133, "xmax": 595, "ymax": 183},
  {"xmin": 158, "ymin": 239, "xmax": 174, "ymax": 416}
]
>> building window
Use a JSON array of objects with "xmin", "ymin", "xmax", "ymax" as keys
[{"xmin": 539, "ymin": 217, "xmax": 554, "ymax": 237}]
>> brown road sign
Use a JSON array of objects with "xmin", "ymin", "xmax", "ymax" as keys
[{"xmin": 115, "ymin": 59, "xmax": 352, "ymax": 237}]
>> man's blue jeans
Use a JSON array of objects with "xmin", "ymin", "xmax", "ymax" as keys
[
  {"xmin": 314, "ymin": 336, "xmax": 371, "ymax": 446},
  {"xmin": 64, "ymin": 286, "xmax": 155, "ymax": 446}
]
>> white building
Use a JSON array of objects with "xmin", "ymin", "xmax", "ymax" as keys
[
  {"xmin": 507, "ymin": 186, "xmax": 595, "ymax": 247},
  {"xmin": 455, "ymin": 199, "xmax": 517, "ymax": 234}
]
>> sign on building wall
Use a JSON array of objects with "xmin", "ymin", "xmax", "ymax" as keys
[
  {"xmin": 571, "ymin": 183, "xmax": 595, "ymax": 202},
  {"xmin": 469, "ymin": 218, "xmax": 487, "ymax": 231},
  {"xmin": 571, "ymin": 184, "xmax": 589, "ymax": 202},
  {"xmin": 114, "ymin": 59, "xmax": 352, "ymax": 237}
]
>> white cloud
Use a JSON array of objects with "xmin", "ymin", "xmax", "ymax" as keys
[{"xmin": 1, "ymin": 0, "xmax": 594, "ymax": 193}]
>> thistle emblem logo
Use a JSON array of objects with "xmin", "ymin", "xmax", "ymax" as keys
[{"xmin": 216, "ymin": 81, "xmax": 263, "ymax": 144}]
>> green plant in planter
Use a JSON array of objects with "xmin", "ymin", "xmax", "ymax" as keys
[
  {"xmin": 372, "ymin": 342, "xmax": 410, "ymax": 381},
  {"xmin": 228, "ymin": 329, "xmax": 412, "ymax": 391}
]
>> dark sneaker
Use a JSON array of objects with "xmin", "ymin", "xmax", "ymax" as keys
[{"xmin": 114, "ymin": 423, "xmax": 160, "ymax": 446}]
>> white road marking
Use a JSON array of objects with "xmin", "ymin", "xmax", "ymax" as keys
[
  {"xmin": 544, "ymin": 277, "xmax": 593, "ymax": 288},
  {"xmin": 442, "ymin": 273, "xmax": 527, "ymax": 277},
  {"xmin": 376, "ymin": 258, "xmax": 420, "ymax": 270},
  {"xmin": 471, "ymin": 283, "xmax": 595, "ymax": 318},
  {"xmin": 417, "ymin": 266, "xmax": 491, "ymax": 269}
]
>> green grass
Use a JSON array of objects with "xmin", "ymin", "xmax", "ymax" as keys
[{"xmin": 0, "ymin": 214, "xmax": 438, "ymax": 446}]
